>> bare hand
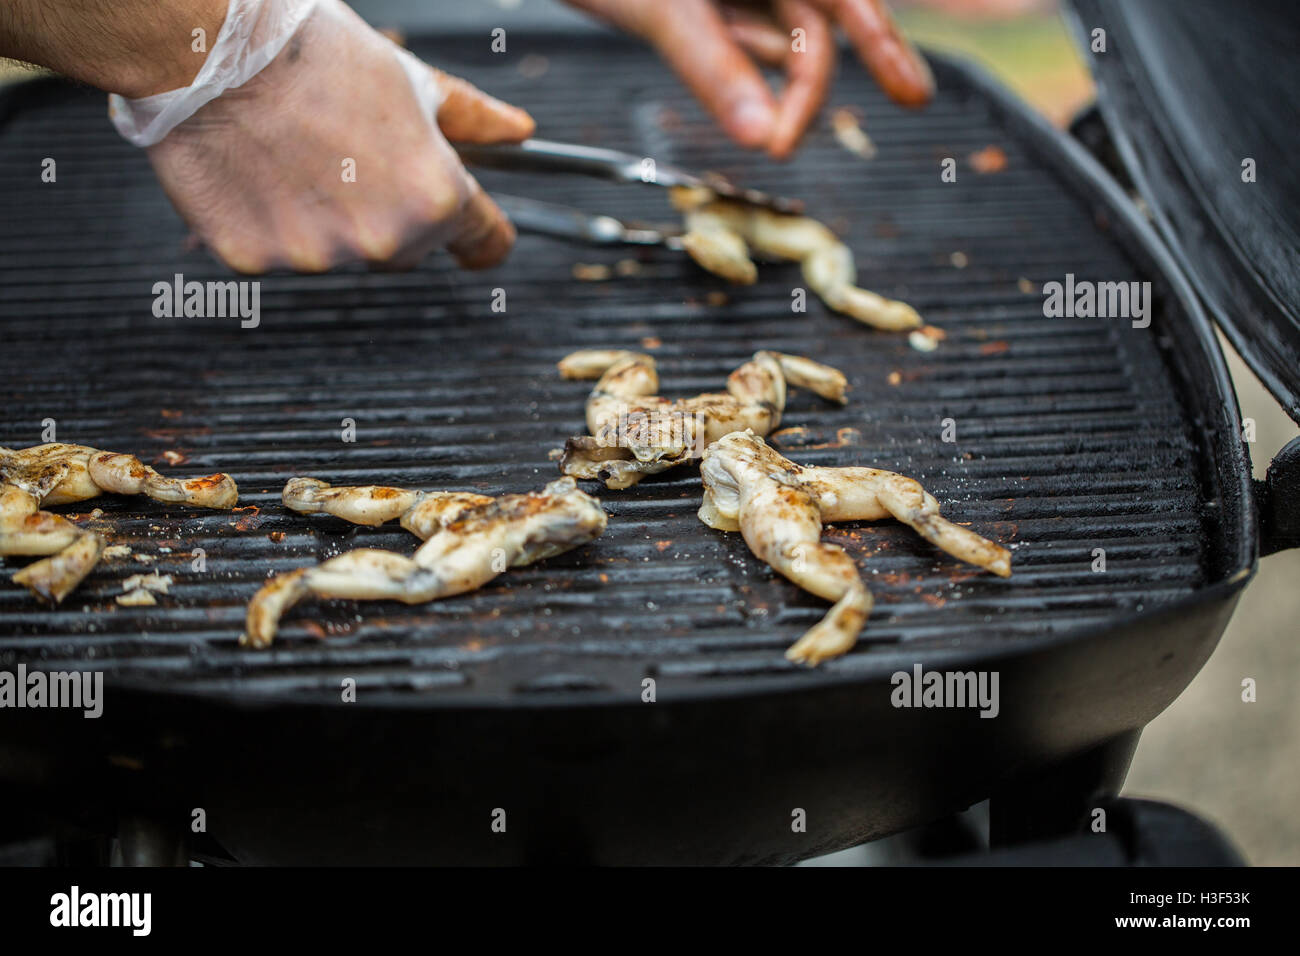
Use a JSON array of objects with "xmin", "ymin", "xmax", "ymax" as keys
[{"xmin": 568, "ymin": 0, "xmax": 932, "ymax": 158}]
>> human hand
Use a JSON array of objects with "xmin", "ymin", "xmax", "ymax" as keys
[
  {"xmin": 567, "ymin": 0, "xmax": 932, "ymax": 158},
  {"xmin": 124, "ymin": 0, "xmax": 534, "ymax": 273}
]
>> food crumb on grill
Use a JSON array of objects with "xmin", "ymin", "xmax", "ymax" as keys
[
  {"xmin": 572, "ymin": 263, "xmax": 612, "ymax": 281},
  {"xmin": 969, "ymin": 145, "xmax": 1008, "ymax": 174},
  {"xmin": 950, "ymin": 251, "xmax": 969, "ymax": 269},
  {"xmin": 517, "ymin": 53, "xmax": 549, "ymax": 79},
  {"xmin": 615, "ymin": 258, "xmax": 642, "ymax": 277},
  {"xmin": 979, "ymin": 341, "xmax": 1010, "ymax": 355},
  {"xmin": 639, "ymin": 336, "xmax": 662, "ymax": 349},
  {"xmin": 132, "ymin": 553, "xmax": 155, "ymax": 564},
  {"xmin": 1017, "ymin": 277, "xmax": 1037, "ymax": 294},
  {"xmin": 831, "ymin": 107, "xmax": 877, "ymax": 160},
  {"xmin": 269, "ymin": 531, "xmax": 286, "ymax": 543},
  {"xmin": 547, "ymin": 447, "xmax": 563, "ymax": 460},
  {"xmin": 101, "ymin": 544, "xmax": 132, "ymax": 560},
  {"xmin": 705, "ymin": 290, "xmax": 729, "ymax": 307},
  {"xmin": 655, "ymin": 540, "xmax": 672, "ymax": 551},
  {"xmin": 159, "ymin": 409, "xmax": 183, "ymax": 419},
  {"xmin": 116, "ymin": 568, "xmax": 174, "ymax": 607},
  {"xmin": 123, "ymin": 572, "xmax": 173, "ymax": 595},
  {"xmin": 158, "ymin": 449, "xmax": 188, "ymax": 466},
  {"xmin": 115, "ymin": 588, "xmax": 156, "ymax": 607},
  {"xmin": 908, "ymin": 325, "xmax": 946, "ymax": 352},
  {"xmin": 887, "ymin": 370, "xmax": 902, "ymax": 385}
]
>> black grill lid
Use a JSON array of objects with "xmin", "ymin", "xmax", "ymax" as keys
[{"xmin": 1066, "ymin": 0, "xmax": 1300, "ymax": 422}]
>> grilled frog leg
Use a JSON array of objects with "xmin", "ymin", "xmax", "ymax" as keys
[
  {"xmin": 558, "ymin": 348, "xmax": 847, "ymax": 490},
  {"xmin": 0, "ymin": 443, "xmax": 237, "ymax": 602},
  {"xmin": 242, "ymin": 476, "xmax": 607, "ymax": 648},
  {"xmin": 281, "ymin": 477, "xmax": 494, "ymax": 537},
  {"xmin": 699, "ymin": 430, "xmax": 1010, "ymax": 665},
  {"xmin": 671, "ymin": 186, "xmax": 924, "ymax": 332}
]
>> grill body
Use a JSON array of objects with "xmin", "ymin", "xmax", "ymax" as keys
[{"xmin": 0, "ymin": 39, "xmax": 1254, "ymax": 863}]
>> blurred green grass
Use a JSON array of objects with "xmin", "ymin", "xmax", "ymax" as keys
[{"xmin": 898, "ymin": 6, "xmax": 1094, "ymax": 125}]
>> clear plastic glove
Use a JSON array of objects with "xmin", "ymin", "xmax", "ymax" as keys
[{"xmin": 109, "ymin": 0, "xmax": 534, "ymax": 273}]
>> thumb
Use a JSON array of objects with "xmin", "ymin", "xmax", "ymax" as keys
[{"xmin": 432, "ymin": 68, "xmax": 536, "ymax": 144}]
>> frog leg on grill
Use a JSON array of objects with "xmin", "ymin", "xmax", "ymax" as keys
[
  {"xmin": 761, "ymin": 352, "xmax": 849, "ymax": 405},
  {"xmin": 2, "ymin": 447, "xmax": 105, "ymax": 600},
  {"xmin": 1, "ymin": 482, "xmax": 104, "ymax": 604},
  {"xmin": 557, "ymin": 349, "xmax": 659, "ymax": 434},
  {"xmin": 736, "ymin": 475, "xmax": 872, "ymax": 666},
  {"xmin": 400, "ymin": 491, "xmax": 498, "ymax": 539},
  {"xmin": 558, "ymin": 436, "xmax": 686, "ymax": 491},
  {"xmin": 670, "ymin": 187, "xmax": 924, "ymax": 331},
  {"xmin": 559, "ymin": 349, "xmax": 848, "ymax": 489},
  {"xmin": 86, "ymin": 452, "xmax": 238, "ymax": 509},
  {"xmin": 559, "ymin": 349, "xmax": 687, "ymax": 488},
  {"xmin": 282, "ymin": 477, "xmax": 423, "ymax": 526},
  {"xmin": 1, "ymin": 444, "xmax": 237, "ymax": 603},
  {"xmin": 722, "ymin": 349, "xmax": 849, "ymax": 428},
  {"xmin": 699, "ymin": 430, "xmax": 1009, "ymax": 666},
  {"xmin": 678, "ymin": 205, "xmax": 758, "ymax": 284},
  {"xmin": 242, "ymin": 478, "xmax": 607, "ymax": 648},
  {"xmin": 281, "ymin": 476, "xmax": 493, "ymax": 539},
  {"xmin": 800, "ymin": 244, "xmax": 922, "ymax": 332},
  {"xmin": 801, "ymin": 466, "xmax": 1011, "ymax": 578}
]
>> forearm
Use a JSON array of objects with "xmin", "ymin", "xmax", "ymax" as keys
[{"xmin": 0, "ymin": 0, "xmax": 228, "ymax": 97}]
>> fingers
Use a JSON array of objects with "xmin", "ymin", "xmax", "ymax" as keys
[
  {"xmin": 639, "ymin": 0, "xmax": 777, "ymax": 148},
  {"xmin": 769, "ymin": 0, "xmax": 836, "ymax": 158},
  {"xmin": 445, "ymin": 179, "xmax": 517, "ymax": 270},
  {"xmin": 833, "ymin": 0, "xmax": 934, "ymax": 107},
  {"xmin": 720, "ymin": 5, "xmax": 790, "ymax": 65},
  {"xmin": 432, "ymin": 68, "xmax": 536, "ymax": 144}
]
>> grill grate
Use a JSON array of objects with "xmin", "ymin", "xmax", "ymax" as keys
[{"xmin": 0, "ymin": 38, "xmax": 1217, "ymax": 703}]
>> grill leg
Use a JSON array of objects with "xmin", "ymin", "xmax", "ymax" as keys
[
  {"xmin": 988, "ymin": 730, "xmax": 1142, "ymax": 847},
  {"xmin": 112, "ymin": 814, "xmax": 189, "ymax": 867}
]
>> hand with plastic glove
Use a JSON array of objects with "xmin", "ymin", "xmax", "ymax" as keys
[
  {"xmin": 567, "ymin": 0, "xmax": 932, "ymax": 158},
  {"xmin": 1, "ymin": 0, "xmax": 533, "ymax": 273},
  {"xmin": 127, "ymin": 0, "xmax": 535, "ymax": 272}
]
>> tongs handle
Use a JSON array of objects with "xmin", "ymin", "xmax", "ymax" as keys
[
  {"xmin": 457, "ymin": 138, "xmax": 670, "ymax": 187},
  {"xmin": 457, "ymin": 137, "xmax": 804, "ymax": 214}
]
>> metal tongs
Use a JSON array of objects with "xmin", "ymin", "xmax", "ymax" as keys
[{"xmin": 455, "ymin": 137, "xmax": 804, "ymax": 249}]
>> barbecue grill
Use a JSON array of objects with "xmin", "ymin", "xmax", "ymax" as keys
[{"xmin": 1, "ymin": 0, "xmax": 1296, "ymax": 865}]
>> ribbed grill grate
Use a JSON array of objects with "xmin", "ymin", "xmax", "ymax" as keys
[{"xmin": 0, "ymin": 38, "xmax": 1215, "ymax": 702}]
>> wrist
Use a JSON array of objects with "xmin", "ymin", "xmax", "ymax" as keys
[
  {"xmin": 0, "ymin": 0, "xmax": 231, "ymax": 99},
  {"xmin": 101, "ymin": 1, "xmax": 232, "ymax": 98}
]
